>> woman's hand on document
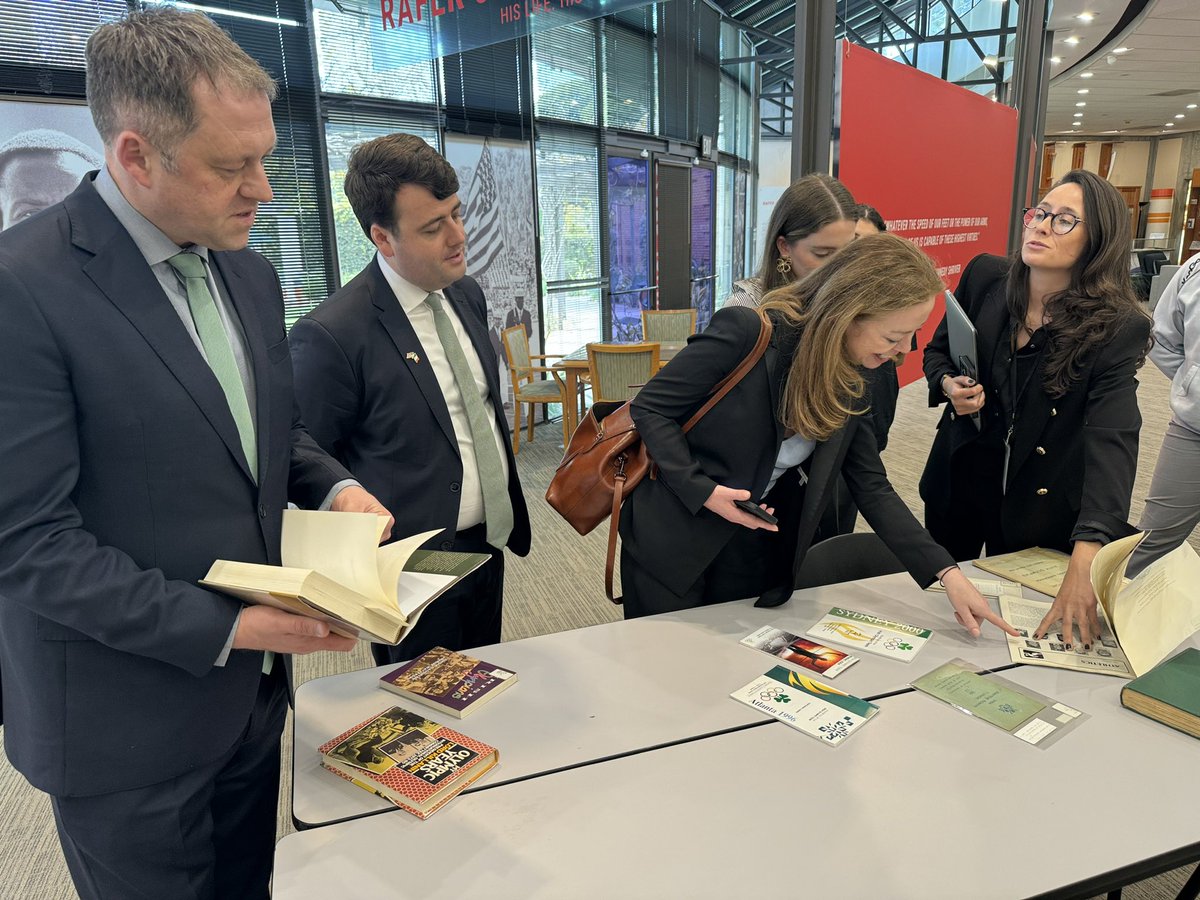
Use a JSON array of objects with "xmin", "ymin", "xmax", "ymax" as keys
[{"xmin": 940, "ymin": 565, "xmax": 1020, "ymax": 638}]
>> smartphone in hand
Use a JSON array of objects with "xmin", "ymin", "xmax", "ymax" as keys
[{"xmin": 733, "ymin": 499, "xmax": 778, "ymax": 526}]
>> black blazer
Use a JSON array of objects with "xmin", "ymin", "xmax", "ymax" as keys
[
  {"xmin": 920, "ymin": 253, "xmax": 1150, "ymax": 550},
  {"xmin": 621, "ymin": 306, "xmax": 953, "ymax": 601},
  {"xmin": 289, "ymin": 261, "xmax": 531, "ymax": 556},
  {"xmin": 0, "ymin": 176, "xmax": 351, "ymax": 797}
]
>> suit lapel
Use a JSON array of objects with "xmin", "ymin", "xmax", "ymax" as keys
[
  {"xmin": 790, "ymin": 426, "xmax": 853, "ymax": 583},
  {"xmin": 211, "ymin": 251, "xmax": 268, "ymax": 485},
  {"xmin": 368, "ymin": 263, "xmax": 458, "ymax": 452},
  {"xmin": 70, "ymin": 186, "xmax": 255, "ymax": 484}
]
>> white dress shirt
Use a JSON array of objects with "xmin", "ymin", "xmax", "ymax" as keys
[{"xmin": 376, "ymin": 253, "xmax": 510, "ymax": 532}]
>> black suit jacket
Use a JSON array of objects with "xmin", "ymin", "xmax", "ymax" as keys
[
  {"xmin": 0, "ymin": 176, "xmax": 351, "ymax": 797},
  {"xmin": 620, "ymin": 306, "xmax": 953, "ymax": 601},
  {"xmin": 289, "ymin": 261, "xmax": 531, "ymax": 556},
  {"xmin": 920, "ymin": 253, "xmax": 1149, "ymax": 550}
]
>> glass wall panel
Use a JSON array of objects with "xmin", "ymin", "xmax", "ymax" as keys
[{"xmin": 607, "ymin": 155, "xmax": 653, "ymax": 341}]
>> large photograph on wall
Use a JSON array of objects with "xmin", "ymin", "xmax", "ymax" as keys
[
  {"xmin": 0, "ymin": 98, "xmax": 103, "ymax": 232},
  {"xmin": 444, "ymin": 135, "xmax": 540, "ymax": 408}
]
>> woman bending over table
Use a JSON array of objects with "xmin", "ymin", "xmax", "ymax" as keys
[
  {"xmin": 619, "ymin": 233, "xmax": 1016, "ymax": 640},
  {"xmin": 920, "ymin": 169, "xmax": 1151, "ymax": 649}
]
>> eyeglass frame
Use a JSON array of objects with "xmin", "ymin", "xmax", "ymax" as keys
[{"xmin": 1022, "ymin": 206, "xmax": 1085, "ymax": 235}]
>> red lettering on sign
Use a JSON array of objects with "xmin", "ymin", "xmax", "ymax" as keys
[{"xmin": 380, "ymin": 0, "xmax": 395, "ymax": 28}]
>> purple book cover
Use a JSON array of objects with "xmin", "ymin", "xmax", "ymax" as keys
[{"xmin": 380, "ymin": 646, "xmax": 517, "ymax": 715}]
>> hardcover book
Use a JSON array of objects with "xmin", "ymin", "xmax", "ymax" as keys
[
  {"xmin": 318, "ymin": 706, "xmax": 498, "ymax": 819},
  {"xmin": 730, "ymin": 665, "xmax": 879, "ymax": 746},
  {"xmin": 380, "ymin": 647, "xmax": 517, "ymax": 718},
  {"xmin": 201, "ymin": 510, "xmax": 489, "ymax": 645},
  {"xmin": 740, "ymin": 626, "xmax": 859, "ymax": 678},
  {"xmin": 1121, "ymin": 648, "xmax": 1200, "ymax": 739},
  {"xmin": 806, "ymin": 607, "xmax": 931, "ymax": 662}
]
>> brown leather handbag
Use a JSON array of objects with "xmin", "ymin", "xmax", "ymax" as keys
[{"xmin": 545, "ymin": 313, "xmax": 773, "ymax": 602}]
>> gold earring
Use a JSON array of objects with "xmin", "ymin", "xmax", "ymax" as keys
[{"xmin": 776, "ymin": 256, "xmax": 793, "ymax": 276}]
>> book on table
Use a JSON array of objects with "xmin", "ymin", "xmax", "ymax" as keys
[
  {"xmin": 318, "ymin": 706, "xmax": 498, "ymax": 819},
  {"xmin": 1120, "ymin": 648, "xmax": 1200, "ymax": 739},
  {"xmin": 380, "ymin": 646, "xmax": 517, "ymax": 718},
  {"xmin": 989, "ymin": 533, "xmax": 1200, "ymax": 678},
  {"xmin": 200, "ymin": 509, "xmax": 490, "ymax": 645}
]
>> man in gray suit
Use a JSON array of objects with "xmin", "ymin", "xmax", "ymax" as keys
[{"xmin": 0, "ymin": 10, "xmax": 389, "ymax": 899}]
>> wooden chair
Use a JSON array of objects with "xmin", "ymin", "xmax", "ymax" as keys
[
  {"xmin": 501, "ymin": 325, "xmax": 569, "ymax": 454},
  {"xmin": 585, "ymin": 342, "xmax": 661, "ymax": 404},
  {"xmin": 641, "ymin": 308, "xmax": 698, "ymax": 343}
]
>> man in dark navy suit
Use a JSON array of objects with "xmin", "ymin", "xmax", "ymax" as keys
[
  {"xmin": 0, "ymin": 10, "xmax": 389, "ymax": 899},
  {"xmin": 291, "ymin": 134, "xmax": 531, "ymax": 666}
]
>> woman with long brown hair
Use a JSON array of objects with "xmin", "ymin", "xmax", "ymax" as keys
[
  {"xmin": 921, "ymin": 169, "xmax": 1151, "ymax": 649},
  {"xmin": 619, "ymin": 233, "xmax": 1016, "ymax": 640}
]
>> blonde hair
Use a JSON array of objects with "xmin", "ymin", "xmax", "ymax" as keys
[{"xmin": 760, "ymin": 233, "xmax": 942, "ymax": 441}]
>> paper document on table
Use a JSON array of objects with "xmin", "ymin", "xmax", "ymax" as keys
[
  {"xmin": 911, "ymin": 659, "xmax": 1087, "ymax": 748},
  {"xmin": 1091, "ymin": 533, "xmax": 1200, "ymax": 677},
  {"xmin": 998, "ymin": 595, "xmax": 1133, "ymax": 677},
  {"xmin": 927, "ymin": 578, "xmax": 1022, "ymax": 599},
  {"xmin": 973, "ymin": 547, "xmax": 1070, "ymax": 597}
]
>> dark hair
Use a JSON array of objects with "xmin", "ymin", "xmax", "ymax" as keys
[
  {"xmin": 757, "ymin": 174, "xmax": 857, "ymax": 292},
  {"xmin": 344, "ymin": 133, "xmax": 459, "ymax": 238},
  {"xmin": 856, "ymin": 204, "xmax": 887, "ymax": 232},
  {"xmin": 1007, "ymin": 168, "xmax": 1149, "ymax": 397}
]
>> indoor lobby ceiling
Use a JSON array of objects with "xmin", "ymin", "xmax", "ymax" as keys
[{"xmin": 1046, "ymin": 0, "xmax": 1200, "ymax": 137}]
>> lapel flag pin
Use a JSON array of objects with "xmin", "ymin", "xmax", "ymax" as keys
[{"xmin": 406, "ymin": 351, "xmax": 421, "ymax": 364}]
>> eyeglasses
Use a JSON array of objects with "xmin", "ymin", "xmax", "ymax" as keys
[{"xmin": 1022, "ymin": 207, "xmax": 1084, "ymax": 235}]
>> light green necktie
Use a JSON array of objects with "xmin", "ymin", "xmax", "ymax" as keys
[
  {"xmin": 167, "ymin": 252, "xmax": 257, "ymax": 482},
  {"xmin": 168, "ymin": 253, "xmax": 271, "ymax": 674},
  {"xmin": 424, "ymin": 292, "xmax": 514, "ymax": 548}
]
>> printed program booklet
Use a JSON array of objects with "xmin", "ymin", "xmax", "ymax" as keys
[
  {"xmin": 999, "ymin": 594, "xmax": 1134, "ymax": 678},
  {"xmin": 807, "ymin": 607, "xmax": 932, "ymax": 662},
  {"xmin": 731, "ymin": 665, "xmax": 879, "ymax": 746},
  {"xmin": 740, "ymin": 626, "xmax": 859, "ymax": 678}
]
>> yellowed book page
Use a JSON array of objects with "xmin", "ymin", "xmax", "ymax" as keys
[
  {"xmin": 376, "ymin": 529, "xmax": 444, "ymax": 610},
  {"xmin": 1110, "ymin": 542, "xmax": 1200, "ymax": 676},
  {"xmin": 1088, "ymin": 532, "xmax": 1143, "ymax": 622},
  {"xmin": 974, "ymin": 548, "xmax": 1070, "ymax": 596},
  {"xmin": 281, "ymin": 509, "xmax": 389, "ymax": 604}
]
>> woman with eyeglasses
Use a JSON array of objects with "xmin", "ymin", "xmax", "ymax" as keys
[{"xmin": 920, "ymin": 169, "xmax": 1151, "ymax": 649}]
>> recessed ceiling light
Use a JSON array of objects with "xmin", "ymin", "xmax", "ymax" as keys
[
  {"xmin": 1073, "ymin": 112, "xmax": 1084, "ymax": 117},
  {"xmin": 1166, "ymin": 123, "xmax": 1176, "ymax": 127},
  {"xmin": 1176, "ymin": 114, "xmax": 1186, "ymax": 119},
  {"xmin": 1076, "ymin": 12, "xmax": 1094, "ymax": 22},
  {"xmin": 1080, "ymin": 72, "xmax": 1094, "ymax": 79},
  {"xmin": 1113, "ymin": 47, "xmax": 1130, "ymax": 54},
  {"xmin": 1189, "ymin": 104, "xmax": 1198, "ymax": 110},
  {"xmin": 1051, "ymin": 56, "xmax": 1062, "ymax": 64},
  {"xmin": 1076, "ymin": 101, "xmax": 1087, "ymax": 107},
  {"xmin": 1064, "ymin": 36, "xmax": 1080, "ymax": 45},
  {"xmin": 1077, "ymin": 89, "xmax": 1089, "ymax": 94}
]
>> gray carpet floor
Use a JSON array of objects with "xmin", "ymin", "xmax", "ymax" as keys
[{"xmin": 0, "ymin": 363, "xmax": 1195, "ymax": 899}]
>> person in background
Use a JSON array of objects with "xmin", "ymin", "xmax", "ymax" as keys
[
  {"xmin": 0, "ymin": 10, "xmax": 390, "ymax": 898},
  {"xmin": 619, "ymin": 232, "xmax": 1017, "ymax": 642},
  {"xmin": 723, "ymin": 173, "xmax": 857, "ymax": 310},
  {"xmin": 290, "ymin": 133, "xmax": 531, "ymax": 668},
  {"xmin": 0, "ymin": 129, "xmax": 101, "ymax": 229},
  {"xmin": 854, "ymin": 203, "xmax": 887, "ymax": 239},
  {"xmin": 1128, "ymin": 254, "xmax": 1200, "ymax": 576},
  {"xmin": 921, "ymin": 169, "xmax": 1151, "ymax": 650}
]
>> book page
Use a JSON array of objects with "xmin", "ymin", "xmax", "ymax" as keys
[
  {"xmin": 376, "ymin": 529, "xmax": 445, "ymax": 610},
  {"xmin": 997, "ymin": 594, "xmax": 1133, "ymax": 677},
  {"xmin": 1110, "ymin": 542, "xmax": 1200, "ymax": 676},
  {"xmin": 974, "ymin": 547, "xmax": 1070, "ymax": 597},
  {"xmin": 282, "ymin": 510, "xmax": 390, "ymax": 604},
  {"xmin": 1089, "ymin": 532, "xmax": 1142, "ymax": 622}
]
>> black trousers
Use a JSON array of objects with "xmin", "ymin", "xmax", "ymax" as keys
[
  {"xmin": 51, "ymin": 663, "xmax": 288, "ymax": 900},
  {"xmin": 371, "ymin": 523, "xmax": 505, "ymax": 666},
  {"xmin": 620, "ymin": 524, "xmax": 777, "ymax": 619}
]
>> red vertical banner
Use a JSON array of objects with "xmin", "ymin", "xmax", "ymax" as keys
[{"xmin": 836, "ymin": 40, "xmax": 1018, "ymax": 386}]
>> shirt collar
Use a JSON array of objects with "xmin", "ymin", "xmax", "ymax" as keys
[
  {"xmin": 375, "ymin": 252, "xmax": 444, "ymax": 314},
  {"xmin": 93, "ymin": 166, "xmax": 211, "ymax": 267}
]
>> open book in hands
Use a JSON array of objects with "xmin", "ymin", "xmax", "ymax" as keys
[{"xmin": 201, "ymin": 510, "xmax": 489, "ymax": 644}]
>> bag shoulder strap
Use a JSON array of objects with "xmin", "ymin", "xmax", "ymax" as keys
[{"xmin": 681, "ymin": 312, "xmax": 773, "ymax": 434}]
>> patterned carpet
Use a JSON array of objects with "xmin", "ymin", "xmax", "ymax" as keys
[{"xmin": 0, "ymin": 365, "xmax": 1195, "ymax": 898}]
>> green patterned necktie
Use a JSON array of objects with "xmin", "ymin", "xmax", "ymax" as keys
[
  {"xmin": 424, "ymin": 292, "xmax": 513, "ymax": 548},
  {"xmin": 166, "ymin": 252, "xmax": 257, "ymax": 482}
]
